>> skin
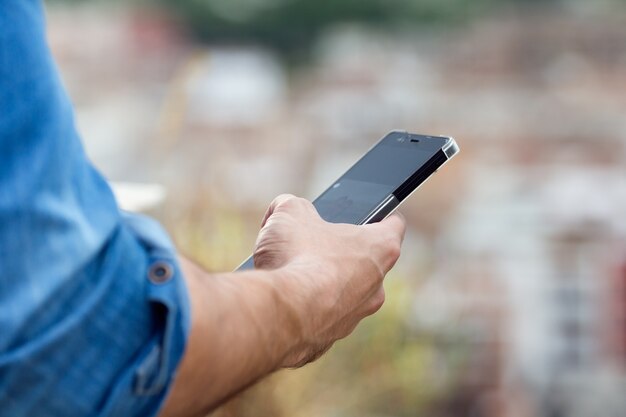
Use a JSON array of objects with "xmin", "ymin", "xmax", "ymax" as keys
[{"xmin": 159, "ymin": 194, "xmax": 406, "ymax": 417}]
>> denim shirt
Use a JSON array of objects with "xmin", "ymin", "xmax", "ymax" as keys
[{"xmin": 0, "ymin": 1, "xmax": 190, "ymax": 416}]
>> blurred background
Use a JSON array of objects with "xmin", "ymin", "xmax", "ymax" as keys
[{"xmin": 46, "ymin": 0, "xmax": 626, "ymax": 416}]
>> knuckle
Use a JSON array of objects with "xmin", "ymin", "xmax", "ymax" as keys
[
  {"xmin": 378, "ymin": 235, "xmax": 401, "ymax": 262},
  {"xmin": 276, "ymin": 193, "xmax": 295, "ymax": 201},
  {"xmin": 252, "ymin": 247, "xmax": 273, "ymax": 269},
  {"xmin": 295, "ymin": 196, "xmax": 314, "ymax": 210},
  {"xmin": 366, "ymin": 289, "xmax": 386, "ymax": 315},
  {"xmin": 388, "ymin": 240, "xmax": 402, "ymax": 261},
  {"xmin": 276, "ymin": 195, "xmax": 312, "ymax": 212},
  {"xmin": 389, "ymin": 216, "xmax": 407, "ymax": 238},
  {"xmin": 277, "ymin": 194, "xmax": 297, "ymax": 208},
  {"xmin": 374, "ymin": 288, "xmax": 386, "ymax": 307},
  {"xmin": 372, "ymin": 237, "xmax": 401, "ymax": 272},
  {"xmin": 258, "ymin": 216, "xmax": 281, "ymax": 236},
  {"xmin": 363, "ymin": 256, "xmax": 384, "ymax": 283},
  {"xmin": 281, "ymin": 196, "xmax": 318, "ymax": 218}
]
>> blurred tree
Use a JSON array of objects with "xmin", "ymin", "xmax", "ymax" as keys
[
  {"xmin": 158, "ymin": 0, "xmax": 492, "ymax": 56},
  {"xmin": 50, "ymin": 0, "xmax": 626, "ymax": 58}
]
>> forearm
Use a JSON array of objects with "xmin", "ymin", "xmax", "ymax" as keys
[
  {"xmin": 160, "ymin": 257, "xmax": 299, "ymax": 417},
  {"xmin": 159, "ymin": 198, "xmax": 405, "ymax": 417}
]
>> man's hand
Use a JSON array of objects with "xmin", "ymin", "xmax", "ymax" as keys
[
  {"xmin": 161, "ymin": 195, "xmax": 405, "ymax": 417},
  {"xmin": 254, "ymin": 194, "xmax": 406, "ymax": 367}
]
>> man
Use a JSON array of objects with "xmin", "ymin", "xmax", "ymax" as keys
[{"xmin": 0, "ymin": 1, "xmax": 406, "ymax": 416}]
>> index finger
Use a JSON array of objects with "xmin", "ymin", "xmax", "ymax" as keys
[{"xmin": 261, "ymin": 194, "xmax": 297, "ymax": 227}]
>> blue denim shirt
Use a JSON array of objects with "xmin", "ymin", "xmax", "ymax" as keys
[{"xmin": 0, "ymin": 1, "xmax": 191, "ymax": 416}]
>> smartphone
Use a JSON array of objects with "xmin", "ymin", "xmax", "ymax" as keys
[{"xmin": 237, "ymin": 131, "xmax": 459, "ymax": 270}]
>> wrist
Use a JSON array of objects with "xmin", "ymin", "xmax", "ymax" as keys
[
  {"xmin": 263, "ymin": 266, "xmax": 312, "ymax": 368},
  {"xmin": 268, "ymin": 259, "xmax": 343, "ymax": 368}
]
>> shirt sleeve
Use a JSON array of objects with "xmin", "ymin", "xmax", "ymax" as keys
[{"xmin": 0, "ymin": 1, "xmax": 190, "ymax": 416}]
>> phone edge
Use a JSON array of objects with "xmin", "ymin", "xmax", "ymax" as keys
[
  {"xmin": 236, "ymin": 136, "xmax": 460, "ymax": 270},
  {"xmin": 360, "ymin": 136, "xmax": 460, "ymax": 225}
]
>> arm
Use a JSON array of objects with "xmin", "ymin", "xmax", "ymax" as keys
[{"xmin": 160, "ymin": 195, "xmax": 406, "ymax": 417}]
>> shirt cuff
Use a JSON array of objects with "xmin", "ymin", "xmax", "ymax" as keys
[{"xmin": 101, "ymin": 212, "xmax": 191, "ymax": 417}]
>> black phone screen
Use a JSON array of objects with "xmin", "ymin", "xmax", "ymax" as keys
[{"xmin": 313, "ymin": 134, "xmax": 443, "ymax": 224}]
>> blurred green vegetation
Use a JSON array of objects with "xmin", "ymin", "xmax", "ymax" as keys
[
  {"xmin": 160, "ymin": 0, "xmax": 493, "ymax": 56},
  {"xmin": 48, "ymin": 0, "xmax": 616, "ymax": 58}
]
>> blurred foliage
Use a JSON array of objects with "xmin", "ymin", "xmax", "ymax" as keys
[
  {"xmin": 47, "ymin": 0, "xmax": 576, "ymax": 57},
  {"xmin": 47, "ymin": 0, "xmax": 626, "ymax": 57},
  {"xmin": 158, "ymin": 0, "xmax": 493, "ymax": 56}
]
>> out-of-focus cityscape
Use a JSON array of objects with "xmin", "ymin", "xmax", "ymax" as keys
[{"xmin": 46, "ymin": 0, "xmax": 626, "ymax": 416}]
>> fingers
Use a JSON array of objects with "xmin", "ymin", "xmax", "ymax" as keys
[
  {"xmin": 380, "ymin": 213, "xmax": 407, "ymax": 242},
  {"xmin": 261, "ymin": 194, "xmax": 317, "ymax": 227},
  {"xmin": 261, "ymin": 194, "xmax": 295, "ymax": 227},
  {"xmin": 363, "ymin": 213, "xmax": 406, "ymax": 271},
  {"xmin": 365, "ymin": 213, "xmax": 407, "ymax": 245},
  {"xmin": 260, "ymin": 195, "xmax": 405, "ymax": 275},
  {"xmin": 362, "ymin": 286, "xmax": 386, "ymax": 317}
]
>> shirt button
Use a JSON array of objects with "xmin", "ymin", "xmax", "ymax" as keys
[{"xmin": 148, "ymin": 261, "xmax": 174, "ymax": 284}]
